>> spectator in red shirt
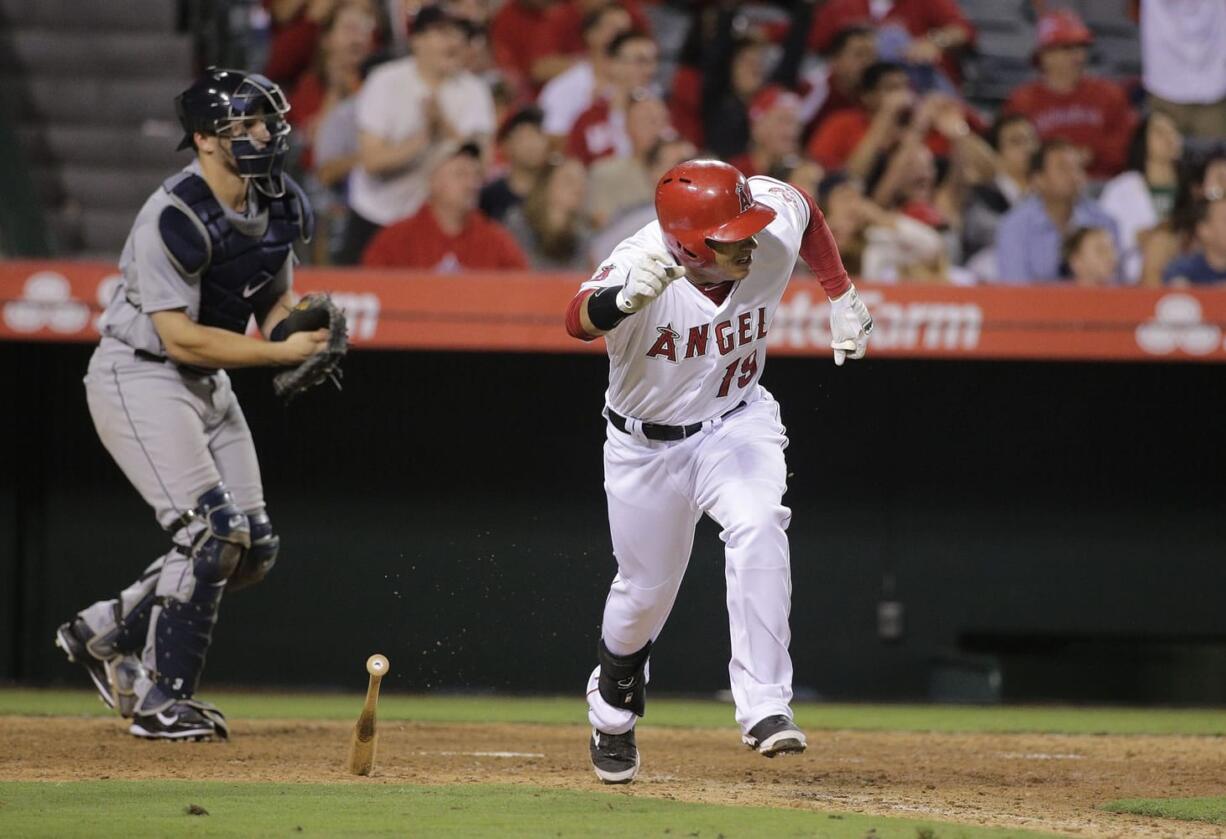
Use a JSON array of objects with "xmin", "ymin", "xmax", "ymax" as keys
[
  {"xmin": 566, "ymin": 31, "xmax": 659, "ymax": 165},
  {"xmin": 808, "ymin": 0, "xmax": 974, "ymax": 87},
  {"xmin": 728, "ymin": 86, "xmax": 805, "ymax": 180},
  {"xmin": 362, "ymin": 143, "xmax": 528, "ymax": 270},
  {"xmin": 803, "ymin": 23, "xmax": 877, "ymax": 142},
  {"xmin": 1003, "ymin": 10, "xmax": 1137, "ymax": 179},
  {"xmin": 489, "ymin": 0, "xmax": 555, "ymax": 95},
  {"xmin": 288, "ymin": 1, "xmax": 377, "ymax": 167},
  {"xmin": 265, "ymin": 0, "xmax": 380, "ymax": 88},
  {"xmin": 533, "ymin": 0, "xmax": 652, "ymax": 84},
  {"xmin": 808, "ymin": 61, "xmax": 986, "ymax": 178}
]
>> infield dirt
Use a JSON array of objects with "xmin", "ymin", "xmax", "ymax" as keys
[{"xmin": 2, "ymin": 717, "xmax": 1223, "ymax": 838}]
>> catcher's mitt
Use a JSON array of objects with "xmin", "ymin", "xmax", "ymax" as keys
[{"xmin": 272, "ymin": 293, "xmax": 349, "ymax": 401}]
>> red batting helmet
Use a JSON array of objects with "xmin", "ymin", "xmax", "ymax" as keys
[{"xmin": 655, "ymin": 160, "xmax": 776, "ymax": 271}]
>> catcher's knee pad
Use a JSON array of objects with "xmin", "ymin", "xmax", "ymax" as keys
[
  {"xmin": 597, "ymin": 639, "xmax": 652, "ymax": 717},
  {"xmin": 227, "ymin": 511, "xmax": 279, "ymax": 592},
  {"xmin": 189, "ymin": 485, "xmax": 251, "ymax": 584}
]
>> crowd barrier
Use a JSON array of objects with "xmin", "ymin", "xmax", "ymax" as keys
[{"xmin": 3, "ymin": 261, "xmax": 1226, "ymax": 362}]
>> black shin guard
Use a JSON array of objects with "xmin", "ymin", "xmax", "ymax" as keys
[
  {"xmin": 152, "ymin": 584, "xmax": 225, "ymax": 699},
  {"xmin": 597, "ymin": 639, "xmax": 652, "ymax": 717}
]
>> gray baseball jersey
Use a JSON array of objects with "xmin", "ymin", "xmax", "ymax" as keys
[{"xmin": 98, "ymin": 160, "xmax": 293, "ymax": 357}]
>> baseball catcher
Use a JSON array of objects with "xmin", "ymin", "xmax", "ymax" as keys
[{"xmin": 55, "ymin": 68, "xmax": 334, "ymax": 740}]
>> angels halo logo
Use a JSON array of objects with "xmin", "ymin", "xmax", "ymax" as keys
[{"xmin": 735, "ymin": 182, "xmax": 751, "ymax": 213}]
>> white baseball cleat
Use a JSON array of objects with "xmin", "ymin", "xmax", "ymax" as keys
[{"xmin": 743, "ymin": 715, "xmax": 807, "ymax": 757}]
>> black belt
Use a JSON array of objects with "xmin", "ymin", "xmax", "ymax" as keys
[
  {"xmin": 134, "ymin": 349, "xmax": 214, "ymax": 377},
  {"xmin": 608, "ymin": 401, "xmax": 746, "ymax": 441}
]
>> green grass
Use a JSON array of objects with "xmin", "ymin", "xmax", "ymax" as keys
[
  {"xmin": 3, "ymin": 689, "xmax": 1226, "ymax": 736},
  {"xmin": 1103, "ymin": 797, "xmax": 1226, "ymax": 825},
  {"xmin": 0, "ymin": 781, "xmax": 1059, "ymax": 838}
]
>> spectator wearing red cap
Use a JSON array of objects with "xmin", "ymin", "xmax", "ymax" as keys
[
  {"xmin": 808, "ymin": 0, "xmax": 975, "ymax": 87},
  {"xmin": 1141, "ymin": 0, "xmax": 1226, "ymax": 140},
  {"xmin": 728, "ymin": 86, "xmax": 805, "ymax": 179},
  {"xmin": 566, "ymin": 31, "xmax": 660, "ymax": 165},
  {"xmin": 362, "ymin": 143, "xmax": 528, "ymax": 269},
  {"xmin": 1003, "ymin": 9, "xmax": 1137, "ymax": 180},
  {"xmin": 537, "ymin": 3, "xmax": 632, "ymax": 141}
]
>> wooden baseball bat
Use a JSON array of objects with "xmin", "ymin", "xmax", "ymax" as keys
[{"xmin": 347, "ymin": 653, "xmax": 389, "ymax": 776}]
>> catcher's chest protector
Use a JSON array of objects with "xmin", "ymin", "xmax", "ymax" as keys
[{"xmin": 161, "ymin": 172, "xmax": 309, "ymax": 334}]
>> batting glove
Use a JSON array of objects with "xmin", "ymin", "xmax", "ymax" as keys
[
  {"xmin": 829, "ymin": 285, "xmax": 874, "ymax": 366},
  {"xmin": 616, "ymin": 252, "xmax": 686, "ymax": 314}
]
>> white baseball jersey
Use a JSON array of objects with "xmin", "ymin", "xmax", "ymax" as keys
[{"xmin": 581, "ymin": 177, "xmax": 810, "ymax": 426}]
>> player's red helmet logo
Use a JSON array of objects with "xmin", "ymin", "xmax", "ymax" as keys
[{"xmin": 655, "ymin": 160, "xmax": 776, "ymax": 273}]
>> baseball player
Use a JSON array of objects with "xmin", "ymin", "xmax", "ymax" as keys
[
  {"xmin": 54, "ymin": 68, "xmax": 326, "ymax": 740},
  {"xmin": 565, "ymin": 159, "xmax": 873, "ymax": 783}
]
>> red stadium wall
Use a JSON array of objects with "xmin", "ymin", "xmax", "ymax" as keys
[{"xmin": 3, "ymin": 261, "xmax": 1226, "ymax": 362}]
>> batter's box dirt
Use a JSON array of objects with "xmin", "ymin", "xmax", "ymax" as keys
[{"xmin": 2, "ymin": 717, "xmax": 1223, "ymax": 838}]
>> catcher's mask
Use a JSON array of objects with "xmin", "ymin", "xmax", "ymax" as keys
[{"xmin": 175, "ymin": 67, "xmax": 292, "ymax": 198}]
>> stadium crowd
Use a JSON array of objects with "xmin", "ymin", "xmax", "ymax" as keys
[{"xmin": 262, "ymin": 0, "xmax": 1226, "ymax": 286}]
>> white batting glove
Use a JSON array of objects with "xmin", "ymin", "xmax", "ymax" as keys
[
  {"xmin": 829, "ymin": 285, "xmax": 874, "ymax": 366},
  {"xmin": 616, "ymin": 252, "xmax": 686, "ymax": 314}
]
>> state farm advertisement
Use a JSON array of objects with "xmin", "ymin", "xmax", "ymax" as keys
[{"xmin": 2, "ymin": 261, "xmax": 1226, "ymax": 362}]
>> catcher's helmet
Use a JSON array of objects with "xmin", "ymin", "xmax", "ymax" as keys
[
  {"xmin": 175, "ymin": 67, "xmax": 292, "ymax": 197},
  {"xmin": 655, "ymin": 160, "xmax": 776, "ymax": 272}
]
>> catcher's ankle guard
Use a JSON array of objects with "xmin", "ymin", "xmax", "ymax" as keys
[{"xmin": 597, "ymin": 639, "xmax": 651, "ymax": 717}]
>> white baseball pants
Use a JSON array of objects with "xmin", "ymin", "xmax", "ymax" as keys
[{"xmin": 587, "ymin": 396, "xmax": 795, "ymax": 736}]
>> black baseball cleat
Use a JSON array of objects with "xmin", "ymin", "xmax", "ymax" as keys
[
  {"xmin": 129, "ymin": 701, "xmax": 228, "ymax": 742},
  {"xmin": 55, "ymin": 618, "xmax": 144, "ymax": 718},
  {"xmin": 743, "ymin": 715, "xmax": 807, "ymax": 757},
  {"xmin": 55, "ymin": 619, "xmax": 117, "ymax": 712},
  {"xmin": 590, "ymin": 728, "xmax": 640, "ymax": 783}
]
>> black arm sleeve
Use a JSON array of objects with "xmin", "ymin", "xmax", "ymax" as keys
[{"xmin": 586, "ymin": 286, "xmax": 632, "ymax": 331}]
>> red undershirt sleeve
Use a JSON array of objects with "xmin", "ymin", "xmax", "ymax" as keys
[
  {"xmin": 565, "ymin": 288, "xmax": 598, "ymax": 341},
  {"xmin": 795, "ymin": 185, "xmax": 852, "ymax": 299}
]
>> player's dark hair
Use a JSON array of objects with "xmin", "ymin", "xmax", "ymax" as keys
[
  {"xmin": 825, "ymin": 23, "xmax": 874, "ymax": 58},
  {"xmin": 860, "ymin": 61, "xmax": 907, "ymax": 94}
]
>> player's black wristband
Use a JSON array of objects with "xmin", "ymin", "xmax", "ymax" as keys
[{"xmin": 587, "ymin": 286, "xmax": 632, "ymax": 331}]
